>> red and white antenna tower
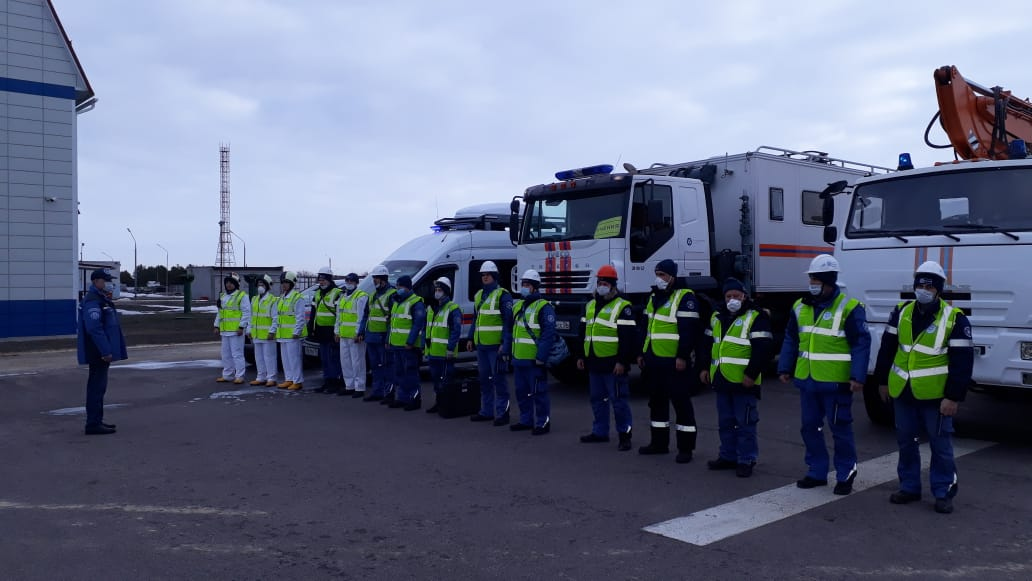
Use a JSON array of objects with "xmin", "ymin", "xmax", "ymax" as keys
[{"xmin": 216, "ymin": 143, "xmax": 236, "ymax": 269}]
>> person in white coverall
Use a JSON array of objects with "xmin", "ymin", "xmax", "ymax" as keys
[
  {"xmin": 249, "ymin": 274, "xmax": 280, "ymax": 387},
  {"xmin": 336, "ymin": 272, "xmax": 369, "ymax": 397},
  {"xmin": 276, "ymin": 271, "xmax": 308, "ymax": 390},
  {"xmin": 214, "ymin": 272, "xmax": 252, "ymax": 384}
]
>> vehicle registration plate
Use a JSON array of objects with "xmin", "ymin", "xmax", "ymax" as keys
[
  {"xmin": 304, "ymin": 345, "xmax": 319, "ymax": 357},
  {"xmin": 555, "ymin": 320, "xmax": 571, "ymax": 331}
]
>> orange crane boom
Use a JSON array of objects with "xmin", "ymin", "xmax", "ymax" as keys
[{"xmin": 933, "ymin": 65, "xmax": 1032, "ymax": 160}]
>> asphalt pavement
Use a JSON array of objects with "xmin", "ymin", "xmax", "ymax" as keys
[{"xmin": 2, "ymin": 343, "xmax": 1030, "ymax": 580}]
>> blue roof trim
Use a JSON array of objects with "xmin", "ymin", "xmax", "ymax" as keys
[{"xmin": 0, "ymin": 77, "xmax": 76, "ymax": 100}]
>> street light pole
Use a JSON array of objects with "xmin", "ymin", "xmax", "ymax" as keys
[
  {"xmin": 157, "ymin": 243, "xmax": 169, "ymax": 292},
  {"xmin": 127, "ymin": 227, "xmax": 138, "ymax": 298},
  {"xmin": 230, "ymin": 230, "xmax": 247, "ymax": 267},
  {"xmin": 80, "ymin": 242, "xmax": 85, "ymax": 261}
]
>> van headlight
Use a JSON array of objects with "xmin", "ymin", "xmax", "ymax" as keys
[{"xmin": 1022, "ymin": 342, "xmax": 1032, "ymax": 361}]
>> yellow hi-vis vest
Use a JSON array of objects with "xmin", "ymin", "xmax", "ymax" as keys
[
  {"xmin": 276, "ymin": 290, "xmax": 308, "ymax": 339},
  {"xmin": 389, "ymin": 293, "xmax": 424, "ymax": 348},
  {"xmin": 251, "ymin": 292, "xmax": 279, "ymax": 339},
  {"xmin": 793, "ymin": 293, "xmax": 859, "ymax": 383},
  {"xmin": 366, "ymin": 288, "xmax": 396, "ymax": 334},
  {"xmin": 473, "ymin": 287, "xmax": 508, "ymax": 346},
  {"xmin": 336, "ymin": 289, "xmax": 367, "ymax": 340},
  {"xmin": 643, "ymin": 289, "xmax": 695, "ymax": 358},
  {"xmin": 426, "ymin": 301, "xmax": 460, "ymax": 357},
  {"xmin": 583, "ymin": 297, "xmax": 632, "ymax": 358},
  {"xmin": 313, "ymin": 286, "xmax": 341, "ymax": 328},
  {"xmin": 709, "ymin": 309, "xmax": 762, "ymax": 384},
  {"xmin": 512, "ymin": 299, "xmax": 547, "ymax": 361},
  {"xmin": 888, "ymin": 300, "xmax": 962, "ymax": 400},
  {"xmin": 218, "ymin": 290, "xmax": 245, "ymax": 332}
]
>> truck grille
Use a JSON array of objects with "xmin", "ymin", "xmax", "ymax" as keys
[{"xmin": 540, "ymin": 270, "xmax": 592, "ymax": 293}]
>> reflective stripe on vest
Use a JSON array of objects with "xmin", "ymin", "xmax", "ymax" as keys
[
  {"xmin": 709, "ymin": 309, "xmax": 761, "ymax": 384},
  {"xmin": 473, "ymin": 287, "xmax": 508, "ymax": 346},
  {"xmin": 251, "ymin": 293, "xmax": 279, "ymax": 336},
  {"xmin": 793, "ymin": 293, "xmax": 858, "ymax": 383},
  {"xmin": 643, "ymin": 289, "xmax": 694, "ymax": 357},
  {"xmin": 426, "ymin": 301, "xmax": 461, "ymax": 357},
  {"xmin": 336, "ymin": 290, "xmax": 368, "ymax": 339},
  {"xmin": 389, "ymin": 294, "xmax": 424, "ymax": 348},
  {"xmin": 367, "ymin": 288, "xmax": 396, "ymax": 334},
  {"xmin": 512, "ymin": 299, "xmax": 546, "ymax": 361},
  {"xmin": 276, "ymin": 291, "xmax": 308, "ymax": 339},
  {"xmin": 218, "ymin": 291, "xmax": 244, "ymax": 332},
  {"xmin": 888, "ymin": 300, "xmax": 960, "ymax": 400},
  {"xmin": 583, "ymin": 297, "xmax": 631, "ymax": 358},
  {"xmin": 313, "ymin": 287, "xmax": 341, "ymax": 327}
]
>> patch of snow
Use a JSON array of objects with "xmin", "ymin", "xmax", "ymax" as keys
[
  {"xmin": 209, "ymin": 387, "xmax": 292, "ymax": 400},
  {"xmin": 115, "ymin": 360, "xmax": 222, "ymax": 370},
  {"xmin": 45, "ymin": 403, "xmax": 129, "ymax": 416}
]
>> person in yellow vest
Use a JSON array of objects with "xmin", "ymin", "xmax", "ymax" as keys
[
  {"xmin": 248, "ymin": 274, "xmax": 280, "ymax": 387},
  {"xmin": 637, "ymin": 259, "xmax": 702, "ymax": 463},
  {"xmin": 335, "ymin": 272, "xmax": 368, "ymax": 398},
  {"xmin": 276, "ymin": 271, "xmax": 307, "ymax": 390},
  {"xmin": 387, "ymin": 275, "xmax": 426, "ymax": 410},
  {"xmin": 311, "ymin": 267, "xmax": 344, "ymax": 393},
  {"xmin": 214, "ymin": 272, "xmax": 251, "ymax": 384},
  {"xmin": 509, "ymin": 269, "xmax": 557, "ymax": 435},
  {"xmin": 778, "ymin": 254, "xmax": 870, "ymax": 495},
  {"xmin": 425, "ymin": 276, "xmax": 463, "ymax": 414},
  {"xmin": 359, "ymin": 264, "xmax": 397, "ymax": 402},
  {"xmin": 698, "ymin": 278, "xmax": 773, "ymax": 478},
  {"xmin": 576, "ymin": 265, "xmax": 637, "ymax": 451},
  {"xmin": 465, "ymin": 261, "xmax": 515, "ymax": 425},
  {"xmin": 874, "ymin": 261, "xmax": 973, "ymax": 514}
]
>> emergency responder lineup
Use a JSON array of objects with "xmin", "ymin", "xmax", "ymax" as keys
[{"xmin": 218, "ymin": 257, "xmax": 969, "ymax": 514}]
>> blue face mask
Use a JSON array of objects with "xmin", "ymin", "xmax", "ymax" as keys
[
  {"xmin": 808, "ymin": 283, "xmax": 823, "ymax": 296},
  {"xmin": 915, "ymin": 289, "xmax": 936, "ymax": 304},
  {"xmin": 396, "ymin": 288, "xmax": 409, "ymax": 299},
  {"xmin": 519, "ymin": 287, "xmax": 531, "ymax": 298}
]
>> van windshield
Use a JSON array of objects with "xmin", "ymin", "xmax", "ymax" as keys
[
  {"xmin": 522, "ymin": 185, "xmax": 630, "ymax": 243},
  {"xmin": 846, "ymin": 166, "xmax": 1032, "ymax": 237},
  {"xmin": 357, "ymin": 260, "xmax": 427, "ymax": 294}
]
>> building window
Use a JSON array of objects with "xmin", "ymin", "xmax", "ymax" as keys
[
  {"xmin": 769, "ymin": 187, "xmax": 784, "ymax": 221},
  {"xmin": 801, "ymin": 190, "xmax": 823, "ymax": 226}
]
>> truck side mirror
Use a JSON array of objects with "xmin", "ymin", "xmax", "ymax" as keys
[
  {"xmin": 823, "ymin": 225, "xmax": 838, "ymax": 244},
  {"xmin": 821, "ymin": 196, "xmax": 834, "ymax": 227},
  {"xmin": 509, "ymin": 198, "xmax": 522, "ymax": 244}
]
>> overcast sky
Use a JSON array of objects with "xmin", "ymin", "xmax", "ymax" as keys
[{"xmin": 61, "ymin": 0, "xmax": 1031, "ymax": 274}]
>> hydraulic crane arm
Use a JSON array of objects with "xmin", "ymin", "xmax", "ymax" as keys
[{"xmin": 933, "ymin": 65, "xmax": 1032, "ymax": 160}]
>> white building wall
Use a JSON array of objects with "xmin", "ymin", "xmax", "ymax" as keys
[{"xmin": 0, "ymin": 0, "xmax": 88, "ymax": 338}]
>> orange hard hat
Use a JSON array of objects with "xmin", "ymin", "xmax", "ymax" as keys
[{"xmin": 596, "ymin": 265, "xmax": 618, "ymax": 279}]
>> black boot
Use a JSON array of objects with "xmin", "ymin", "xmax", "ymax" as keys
[
  {"xmin": 617, "ymin": 430, "xmax": 632, "ymax": 452},
  {"xmin": 426, "ymin": 400, "xmax": 439, "ymax": 414},
  {"xmin": 675, "ymin": 427, "xmax": 697, "ymax": 463},
  {"xmin": 638, "ymin": 427, "xmax": 669, "ymax": 455}
]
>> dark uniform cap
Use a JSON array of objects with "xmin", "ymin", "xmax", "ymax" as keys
[{"xmin": 91, "ymin": 269, "xmax": 115, "ymax": 281}]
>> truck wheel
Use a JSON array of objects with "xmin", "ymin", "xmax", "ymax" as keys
[{"xmin": 863, "ymin": 376, "xmax": 894, "ymax": 427}]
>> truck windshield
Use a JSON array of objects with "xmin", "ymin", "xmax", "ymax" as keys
[
  {"xmin": 846, "ymin": 166, "xmax": 1032, "ymax": 237},
  {"xmin": 522, "ymin": 185, "xmax": 630, "ymax": 243}
]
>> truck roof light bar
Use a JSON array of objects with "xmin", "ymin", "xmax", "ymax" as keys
[{"xmin": 554, "ymin": 164, "xmax": 614, "ymax": 181}]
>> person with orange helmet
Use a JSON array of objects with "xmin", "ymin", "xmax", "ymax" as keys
[{"xmin": 577, "ymin": 265, "xmax": 638, "ymax": 451}]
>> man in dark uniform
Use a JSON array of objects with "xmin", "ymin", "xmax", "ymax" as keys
[{"xmin": 76, "ymin": 269, "xmax": 128, "ymax": 435}]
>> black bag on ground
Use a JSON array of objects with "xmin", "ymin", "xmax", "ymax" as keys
[{"xmin": 437, "ymin": 378, "xmax": 481, "ymax": 419}]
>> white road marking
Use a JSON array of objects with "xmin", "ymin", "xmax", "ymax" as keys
[
  {"xmin": 44, "ymin": 403, "xmax": 129, "ymax": 416},
  {"xmin": 643, "ymin": 439, "xmax": 995, "ymax": 546},
  {"xmin": 210, "ymin": 387, "xmax": 295, "ymax": 399},
  {"xmin": 115, "ymin": 359, "xmax": 222, "ymax": 370},
  {"xmin": 0, "ymin": 500, "xmax": 267, "ymax": 517},
  {"xmin": 0, "ymin": 371, "xmax": 39, "ymax": 378}
]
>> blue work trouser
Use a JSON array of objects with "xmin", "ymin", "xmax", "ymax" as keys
[
  {"xmin": 513, "ymin": 363, "xmax": 549, "ymax": 428},
  {"xmin": 588, "ymin": 371, "xmax": 632, "ymax": 437},
  {"xmin": 85, "ymin": 361, "xmax": 110, "ymax": 428},
  {"xmin": 715, "ymin": 390, "xmax": 759, "ymax": 464},
  {"xmin": 392, "ymin": 347, "xmax": 422, "ymax": 403},
  {"xmin": 367, "ymin": 341, "xmax": 394, "ymax": 397},
  {"xmin": 799, "ymin": 388, "xmax": 857, "ymax": 482},
  {"xmin": 428, "ymin": 357, "xmax": 454, "ymax": 394},
  {"xmin": 894, "ymin": 397, "xmax": 958, "ymax": 499},
  {"xmin": 476, "ymin": 345, "xmax": 510, "ymax": 418},
  {"xmin": 319, "ymin": 341, "xmax": 342, "ymax": 382}
]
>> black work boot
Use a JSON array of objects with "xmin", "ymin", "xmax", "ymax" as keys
[
  {"xmin": 675, "ymin": 428, "xmax": 697, "ymax": 463},
  {"xmin": 617, "ymin": 430, "xmax": 632, "ymax": 452},
  {"xmin": 638, "ymin": 427, "xmax": 670, "ymax": 455}
]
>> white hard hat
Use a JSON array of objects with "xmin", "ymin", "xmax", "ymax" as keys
[
  {"xmin": 434, "ymin": 276, "xmax": 452, "ymax": 290},
  {"xmin": 480, "ymin": 261, "xmax": 499, "ymax": 274},
  {"xmin": 521, "ymin": 269, "xmax": 541, "ymax": 284},
  {"xmin": 370, "ymin": 264, "xmax": 389, "ymax": 277},
  {"xmin": 281, "ymin": 271, "xmax": 298, "ymax": 284},
  {"xmin": 915, "ymin": 261, "xmax": 946, "ymax": 280},
  {"xmin": 318, "ymin": 266, "xmax": 333, "ymax": 277},
  {"xmin": 807, "ymin": 254, "xmax": 840, "ymax": 274},
  {"xmin": 258, "ymin": 274, "xmax": 272, "ymax": 286}
]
